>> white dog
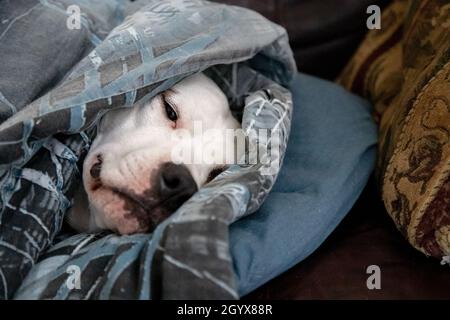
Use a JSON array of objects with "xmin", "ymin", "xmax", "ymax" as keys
[{"xmin": 67, "ymin": 73, "xmax": 241, "ymax": 234}]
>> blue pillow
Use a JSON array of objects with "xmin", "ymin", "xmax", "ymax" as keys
[{"xmin": 229, "ymin": 72, "xmax": 378, "ymax": 296}]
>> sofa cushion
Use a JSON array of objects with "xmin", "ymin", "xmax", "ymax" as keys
[{"xmin": 338, "ymin": 0, "xmax": 450, "ymax": 259}]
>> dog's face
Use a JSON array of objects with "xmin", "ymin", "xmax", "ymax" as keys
[{"xmin": 70, "ymin": 73, "xmax": 240, "ymax": 234}]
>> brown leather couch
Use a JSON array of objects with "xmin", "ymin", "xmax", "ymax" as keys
[{"xmin": 213, "ymin": 0, "xmax": 450, "ymax": 299}]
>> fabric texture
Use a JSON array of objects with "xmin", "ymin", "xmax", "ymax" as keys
[
  {"xmin": 231, "ymin": 72, "xmax": 378, "ymax": 296},
  {"xmin": 0, "ymin": 0, "xmax": 296, "ymax": 299},
  {"xmin": 338, "ymin": 0, "xmax": 450, "ymax": 259},
  {"xmin": 0, "ymin": 0, "xmax": 125, "ymax": 122}
]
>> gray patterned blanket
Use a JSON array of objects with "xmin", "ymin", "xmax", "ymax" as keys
[{"xmin": 0, "ymin": 0, "xmax": 296, "ymax": 299}]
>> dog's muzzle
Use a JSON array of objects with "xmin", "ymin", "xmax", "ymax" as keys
[{"xmin": 89, "ymin": 157, "xmax": 198, "ymax": 232}]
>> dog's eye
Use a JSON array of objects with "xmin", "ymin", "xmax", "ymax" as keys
[
  {"xmin": 207, "ymin": 167, "xmax": 225, "ymax": 183},
  {"xmin": 163, "ymin": 96, "xmax": 178, "ymax": 122}
]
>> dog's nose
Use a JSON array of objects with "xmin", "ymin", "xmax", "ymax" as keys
[{"xmin": 158, "ymin": 162, "xmax": 198, "ymax": 211}]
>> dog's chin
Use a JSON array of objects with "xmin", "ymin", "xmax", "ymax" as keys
[
  {"xmin": 86, "ymin": 184, "xmax": 175, "ymax": 235},
  {"xmin": 86, "ymin": 188, "xmax": 148, "ymax": 235}
]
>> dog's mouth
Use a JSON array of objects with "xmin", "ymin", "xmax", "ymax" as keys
[
  {"xmin": 110, "ymin": 186, "xmax": 168, "ymax": 231},
  {"xmin": 86, "ymin": 155, "xmax": 198, "ymax": 233},
  {"xmin": 104, "ymin": 185, "xmax": 186, "ymax": 232},
  {"xmin": 110, "ymin": 187, "xmax": 152, "ymax": 213},
  {"xmin": 87, "ymin": 159, "xmax": 178, "ymax": 232},
  {"xmin": 91, "ymin": 181, "xmax": 167, "ymax": 232},
  {"xmin": 87, "ymin": 156, "xmax": 149, "ymax": 229}
]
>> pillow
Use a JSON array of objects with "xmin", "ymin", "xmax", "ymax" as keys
[
  {"xmin": 338, "ymin": 0, "xmax": 450, "ymax": 259},
  {"xmin": 230, "ymin": 72, "xmax": 378, "ymax": 295}
]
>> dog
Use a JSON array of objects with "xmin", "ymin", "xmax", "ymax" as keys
[{"xmin": 67, "ymin": 73, "xmax": 241, "ymax": 235}]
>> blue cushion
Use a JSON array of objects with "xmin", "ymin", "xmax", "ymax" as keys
[{"xmin": 229, "ymin": 72, "xmax": 378, "ymax": 296}]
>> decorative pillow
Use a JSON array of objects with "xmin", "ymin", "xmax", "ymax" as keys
[{"xmin": 338, "ymin": 0, "xmax": 450, "ymax": 259}]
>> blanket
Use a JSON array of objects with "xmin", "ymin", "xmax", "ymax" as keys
[{"xmin": 0, "ymin": 0, "xmax": 296, "ymax": 299}]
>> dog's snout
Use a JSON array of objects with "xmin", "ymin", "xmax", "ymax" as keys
[{"xmin": 158, "ymin": 162, "xmax": 197, "ymax": 210}]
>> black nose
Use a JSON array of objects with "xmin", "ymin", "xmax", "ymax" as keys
[{"xmin": 158, "ymin": 162, "xmax": 198, "ymax": 211}]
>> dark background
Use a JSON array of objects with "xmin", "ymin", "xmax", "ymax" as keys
[{"xmin": 214, "ymin": 0, "xmax": 391, "ymax": 80}]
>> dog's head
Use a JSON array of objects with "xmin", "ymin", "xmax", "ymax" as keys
[{"xmin": 69, "ymin": 73, "xmax": 241, "ymax": 234}]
